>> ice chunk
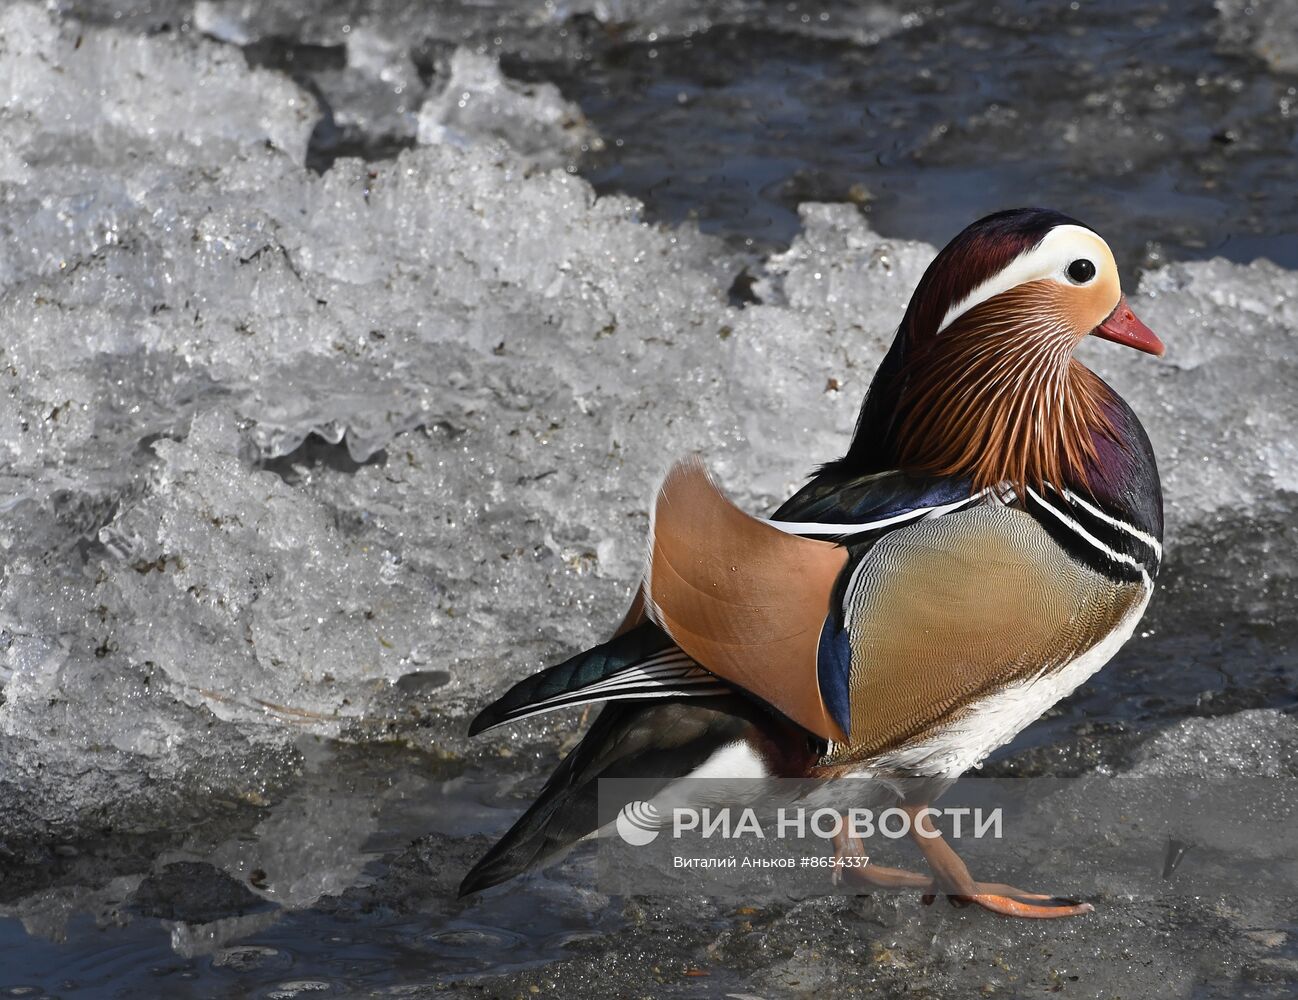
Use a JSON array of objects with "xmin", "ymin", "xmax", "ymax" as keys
[
  {"xmin": 91, "ymin": 410, "xmax": 443, "ymax": 726},
  {"xmin": 0, "ymin": 4, "xmax": 314, "ymax": 175},
  {"xmin": 193, "ymin": 0, "xmax": 252, "ymax": 45},
  {"xmin": 300, "ymin": 23, "xmax": 427, "ymax": 168},
  {"xmin": 1216, "ymin": 0, "xmax": 1298, "ymax": 75},
  {"xmin": 417, "ymin": 48, "xmax": 601, "ymax": 170}
]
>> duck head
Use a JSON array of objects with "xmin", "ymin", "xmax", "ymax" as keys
[
  {"xmin": 904, "ymin": 209, "xmax": 1163, "ymax": 356},
  {"xmin": 843, "ymin": 208, "xmax": 1164, "ymax": 494}
]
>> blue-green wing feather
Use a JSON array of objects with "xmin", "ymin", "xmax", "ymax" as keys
[{"xmin": 468, "ymin": 624, "xmax": 727, "ymax": 736}]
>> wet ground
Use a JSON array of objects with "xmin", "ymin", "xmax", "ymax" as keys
[
  {"xmin": 5, "ymin": 710, "xmax": 1298, "ymax": 998},
  {"xmin": 3, "ymin": 0, "xmax": 1298, "ymax": 996}
]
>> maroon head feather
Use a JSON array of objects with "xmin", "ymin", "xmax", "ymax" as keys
[{"xmin": 900, "ymin": 209, "xmax": 1077, "ymax": 344}]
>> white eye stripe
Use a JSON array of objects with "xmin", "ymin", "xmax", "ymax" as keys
[{"xmin": 936, "ymin": 224, "xmax": 1114, "ymax": 334}]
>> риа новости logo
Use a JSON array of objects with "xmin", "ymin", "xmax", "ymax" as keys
[{"xmin": 615, "ymin": 801, "xmax": 663, "ymax": 846}]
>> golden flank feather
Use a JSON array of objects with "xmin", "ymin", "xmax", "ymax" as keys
[{"xmin": 818, "ymin": 504, "xmax": 1144, "ymax": 767}]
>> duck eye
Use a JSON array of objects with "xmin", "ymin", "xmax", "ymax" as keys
[{"xmin": 1067, "ymin": 258, "xmax": 1096, "ymax": 284}]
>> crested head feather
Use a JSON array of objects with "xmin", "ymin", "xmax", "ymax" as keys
[{"xmin": 902, "ymin": 208, "xmax": 1085, "ymax": 343}]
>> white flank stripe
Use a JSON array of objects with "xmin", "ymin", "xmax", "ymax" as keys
[
  {"xmin": 562, "ymin": 663, "xmax": 702, "ymax": 699},
  {"xmin": 523, "ymin": 675, "xmax": 716, "ymax": 711},
  {"xmin": 510, "ymin": 672, "xmax": 721, "ymax": 715},
  {"xmin": 525, "ymin": 666, "xmax": 694, "ymax": 706},
  {"xmin": 554, "ymin": 658, "xmax": 686, "ymax": 689},
  {"xmin": 612, "ymin": 648, "xmax": 694, "ymax": 673}
]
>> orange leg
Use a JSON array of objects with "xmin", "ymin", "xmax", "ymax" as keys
[
  {"xmin": 902, "ymin": 804, "xmax": 1093, "ymax": 919},
  {"xmin": 830, "ymin": 829, "xmax": 932, "ymax": 889}
]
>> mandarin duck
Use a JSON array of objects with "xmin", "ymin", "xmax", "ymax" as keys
[{"xmin": 460, "ymin": 208, "xmax": 1164, "ymax": 918}]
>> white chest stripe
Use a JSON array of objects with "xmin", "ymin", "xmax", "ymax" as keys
[
  {"xmin": 1026, "ymin": 486, "xmax": 1151, "ymax": 586},
  {"xmin": 1059, "ymin": 487, "xmax": 1162, "ymax": 558}
]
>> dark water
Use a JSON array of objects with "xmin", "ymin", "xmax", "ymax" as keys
[
  {"xmin": 0, "ymin": 741, "xmax": 616, "ymax": 997},
  {"xmin": 508, "ymin": 0, "xmax": 1298, "ymax": 272},
  {"xmin": 0, "ymin": 856, "xmax": 600, "ymax": 999}
]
